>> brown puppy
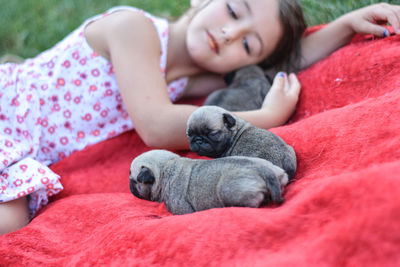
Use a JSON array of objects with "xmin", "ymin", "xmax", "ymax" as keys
[
  {"xmin": 129, "ymin": 150, "xmax": 287, "ymax": 215},
  {"xmin": 187, "ymin": 106, "xmax": 297, "ymax": 180}
]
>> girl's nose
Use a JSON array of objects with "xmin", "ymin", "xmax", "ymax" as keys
[{"xmin": 221, "ymin": 22, "xmax": 249, "ymax": 44}]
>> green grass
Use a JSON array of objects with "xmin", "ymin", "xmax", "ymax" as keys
[
  {"xmin": 0, "ymin": 0, "xmax": 398, "ymax": 58},
  {"xmin": 300, "ymin": 0, "xmax": 399, "ymax": 26}
]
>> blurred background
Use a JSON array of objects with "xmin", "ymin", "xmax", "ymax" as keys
[{"xmin": 0, "ymin": 0, "xmax": 398, "ymax": 59}]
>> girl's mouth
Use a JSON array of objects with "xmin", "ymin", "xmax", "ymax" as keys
[{"xmin": 206, "ymin": 30, "xmax": 219, "ymax": 54}]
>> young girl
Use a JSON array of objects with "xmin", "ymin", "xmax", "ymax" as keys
[{"xmin": 1, "ymin": 0, "xmax": 399, "ymax": 234}]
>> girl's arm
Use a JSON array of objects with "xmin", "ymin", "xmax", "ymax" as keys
[{"xmin": 300, "ymin": 3, "xmax": 400, "ymax": 69}]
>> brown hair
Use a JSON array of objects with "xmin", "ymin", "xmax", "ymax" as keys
[{"xmin": 259, "ymin": 0, "xmax": 307, "ymax": 72}]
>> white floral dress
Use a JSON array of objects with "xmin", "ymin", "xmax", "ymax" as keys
[{"xmin": 0, "ymin": 6, "xmax": 187, "ymax": 218}]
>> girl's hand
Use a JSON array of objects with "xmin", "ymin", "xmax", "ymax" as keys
[
  {"xmin": 261, "ymin": 72, "xmax": 301, "ymax": 126},
  {"xmin": 344, "ymin": 3, "xmax": 400, "ymax": 37}
]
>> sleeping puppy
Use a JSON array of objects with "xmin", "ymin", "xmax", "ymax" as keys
[
  {"xmin": 203, "ymin": 65, "xmax": 272, "ymax": 111},
  {"xmin": 129, "ymin": 150, "xmax": 288, "ymax": 215},
  {"xmin": 187, "ymin": 106, "xmax": 297, "ymax": 180}
]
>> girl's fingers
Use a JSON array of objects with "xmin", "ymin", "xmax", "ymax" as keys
[
  {"xmin": 271, "ymin": 72, "xmax": 286, "ymax": 92},
  {"xmin": 382, "ymin": 4, "xmax": 400, "ymax": 34},
  {"xmin": 365, "ymin": 22, "xmax": 390, "ymax": 37},
  {"xmin": 366, "ymin": 4, "xmax": 400, "ymax": 36},
  {"xmin": 287, "ymin": 73, "xmax": 301, "ymax": 96}
]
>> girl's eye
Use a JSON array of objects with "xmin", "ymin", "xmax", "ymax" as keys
[
  {"xmin": 227, "ymin": 3, "xmax": 238, "ymax": 19},
  {"xmin": 243, "ymin": 38, "xmax": 250, "ymax": 55}
]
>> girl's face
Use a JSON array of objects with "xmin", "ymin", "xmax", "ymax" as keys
[{"xmin": 186, "ymin": 0, "xmax": 282, "ymax": 73}]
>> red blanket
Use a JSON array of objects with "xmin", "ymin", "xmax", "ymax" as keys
[{"xmin": 1, "ymin": 31, "xmax": 400, "ymax": 266}]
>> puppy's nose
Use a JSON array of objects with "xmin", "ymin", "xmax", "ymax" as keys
[{"xmin": 194, "ymin": 137, "xmax": 203, "ymax": 145}]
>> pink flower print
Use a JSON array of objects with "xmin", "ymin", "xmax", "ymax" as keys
[
  {"xmin": 22, "ymin": 130, "xmax": 29, "ymax": 138},
  {"xmin": 16, "ymin": 115, "xmax": 24, "ymax": 124},
  {"xmin": 41, "ymin": 177, "xmax": 49, "ymax": 184},
  {"xmin": 58, "ymin": 152, "xmax": 66, "ymax": 160},
  {"xmin": 82, "ymin": 113, "xmax": 92, "ymax": 121},
  {"xmin": 104, "ymin": 89, "xmax": 113, "ymax": 97},
  {"xmin": 17, "ymin": 191, "xmax": 27, "ymax": 198},
  {"xmin": 80, "ymin": 73, "xmax": 87, "ymax": 79},
  {"xmin": 100, "ymin": 110, "xmax": 108, "ymax": 118},
  {"xmin": 51, "ymin": 95, "xmax": 58, "ymax": 102},
  {"xmin": 74, "ymin": 96, "xmax": 81, "ymax": 104},
  {"xmin": 3, "ymin": 160, "xmax": 8, "ymax": 167},
  {"xmin": 49, "ymin": 142, "xmax": 56, "ymax": 149},
  {"xmin": 14, "ymin": 179, "xmax": 23, "ymax": 187},
  {"xmin": 115, "ymin": 94, "xmax": 122, "ymax": 102},
  {"xmin": 91, "ymin": 69, "xmax": 100, "ymax": 77},
  {"xmin": 40, "ymin": 99, "xmax": 45, "ymax": 106},
  {"xmin": 19, "ymin": 164, "xmax": 28, "ymax": 172},
  {"xmin": 63, "ymin": 110, "xmax": 72, "ymax": 119},
  {"xmin": 64, "ymin": 121, "xmax": 71, "ymax": 129},
  {"xmin": 47, "ymin": 61, "xmax": 54, "ymax": 68},
  {"xmin": 52, "ymin": 103, "xmax": 61, "ymax": 112},
  {"xmin": 26, "ymin": 94, "xmax": 32, "ymax": 102},
  {"xmin": 5, "ymin": 140, "xmax": 13, "ymax": 148},
  {"xmin": 41, "ymin": 84, "xmax": 48, "ymax": 91},
  {"xmin": 79, "ymin": 58, "xmax": 87, "ymax": 65},
  {"xmin": 91, "ymin": 129, "xmax": 100, "ymax": 136},
  {"xmin": 108, "ymin": 66, "xmax": 114, "ymax": 75},
  {"xmin": 89, "ymin": 85, "xmax": 97, "ymax": 92},
  {"xmin": 48, "ymin": 126, "xmax": 55, "ymax": 134},
  {"xmin": 40, "ymin": 118, "xmax": 48, "ymax": 128},
  {"xmin": 46, "ymin": 183, "xmax": 54, "ymax": 190},
  {"xmin": 110, "ymin": 117, "xmax": 118, "ymax": 124},
  {"xmin": 107, "ymin": 131, "xmax": 116, "ymax": 138},
  {"xmin": 48, "ymin": 71, "xmax": 53, "ymax": 77},
  {"xmin": 62, "ymin": 60, "xmax": 71, "ymax": 68},
  {"xmin": 91, "ymin": 51, "xmax": 99, "ymax": 58},
  {"xmin": 0, "ymin": 114, "xmax": 6, "ymax": 120},
  {"xmin": 60, "ymin": 136, "xmax": 69, "ymax": 145},
  {"xmin": 38, "ymin": 168, "xmax": 46, "ymax": 174},
  {"xmin": 77, "ymin": 131, "xmax": 85, "ymax": 140},
  {"xmin": 41, "ymin": 147, "xmax": 50, "ymax": 154},
  {"xmin": 64, "ymin": 91, "xmax": 72, "ymax": 101},
  {"xmin": 93, "ymin": 102, "xmax": 101, "ymax": 111},
  {"xmin": 11, "ymin": 97, "xmax": 20, "ymax": 106},
  {"xmin": 74, "ymin": 79, "xmax": 82, "ymax": 86},
  {"xmin": 27, "ymin": 187, "xmax": 35, "ymax": 194},
  {"xmin": 72, "ymin": 50, "xmax": 80, "ymax": 60},
  {"xmin": 4, "ymin": 128, "xmax": 12, "ymax": 135},
  {"xmin": 162, "ymin": 29, "xmax": 168, "ymax": 38},
  {"xmin": 116, "ymin": 104, "xmax": 123, "ymax": 112},
  {"xmin": 56, "ymin": 78, "xmax": 65, "ymax": 88}
]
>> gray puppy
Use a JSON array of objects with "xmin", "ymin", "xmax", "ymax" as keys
[
  {"xmin": 203, "ymin": 65, "xmax": 272, "ymax": 111},
  {"xmin": 187, "ymin": 106, "xmax": 297, "ymax": 180},
  {"xmin": 129, "ymin": 150, "xmax": 288, "ymax": 215}
]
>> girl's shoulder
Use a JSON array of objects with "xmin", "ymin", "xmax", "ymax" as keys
[
  {"xmin": 83, "ymin": 6, "xmax": 168, "ymax": 29},
  {"xmin": 84, "ymin": 6, "xmax": 169, "ymax": 63}
]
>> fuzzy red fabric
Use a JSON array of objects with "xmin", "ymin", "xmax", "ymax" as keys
[{"xmin": 1, "ymin": 31, "xmax": 400, "ymax": 266}]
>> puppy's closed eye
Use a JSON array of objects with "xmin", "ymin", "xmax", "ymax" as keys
[{"xmin": 137, "ymin": 166, "xmax": 155, "ymax": 184}]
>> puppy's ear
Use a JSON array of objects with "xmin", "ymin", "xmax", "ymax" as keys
[
  {"xmin": 137, "ymin": 166, "xmax": 155, "ymax": 184},
  {"xmin": 223, "ymin": 113, "xmax": 236, "ymax": 129}
]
